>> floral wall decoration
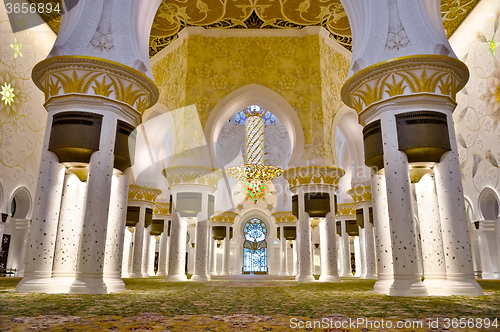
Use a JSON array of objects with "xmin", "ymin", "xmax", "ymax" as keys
[
  {"xmin": 0, "ymin": 4, "xmax": 55, "ymax": 210},
  {"xmin": 454, "ymin": 7, "xmax": 500, "ymax": 205},
  {"xmin": 152, "ymin": 33, "xmax": 350, "ymax": 163}
]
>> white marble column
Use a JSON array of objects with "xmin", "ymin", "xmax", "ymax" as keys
[
  {"xmin": 415, "ymin": 173, "xmax": 447, "ymax": 295},
  {"xmin": 477, "ymin": 221, "xmax": 500, "ymax": 279},
  {"xmin": 358, "ymin": 227, "xmax": 367, "ymax": 278},
  {"xmin": 434, "ymin": 110, "xmax": 483, "ymax": 295},
  {"xmin": 354, "ymin": 237, "xmax": 361, "ymax": 277},
  {"xmin": 52, "ymin": 173, "xmax": 86, "ymax": 293},
  {"xmin": 279, "ymin": 225, "xmax": 289, "ymax": 276},
  {"xmin": 141, "ymin": 224, "xmax": 152, "ymax": 278},
  {"xmin": 296, "ymin": 192, "xmax": 314, "ymax": 282},
  {"xmin": 380, "ymin": 112, "xmax": 427, "ymax": 296},
  {"xmin": 361, "ymin": 204, "xmax": 377, "ymax": 279},
  {"xmin": 165, "ymin": 211, "xmax": 188, "ymax": 281},
  {"xmin": 103, "ymin": 170, "xmax": 130, "ymax": 292},
  {"xmin": 16, "ymin": 111, "xmax": 66, "ymax": 293},
  {"xmin": 10, "ymin": 219, "xmax": 31, "ymax": 277},
  {"xmin": 292, "ymin": 240, "xmax": 297, "ymax": 276},
  {"xmin": 147, "ymin": 235, "xmax": 156, "ymax": 276},
  {"xmin": 209, "ymin": 228, "xmax": 217, "ymax": 276},
  {"xmin": 69, "ymin": 111, "xmax": 118, "ymax": 294},
  {"xmin": 221, "ymin": 225, "xmax": 231, "ymax": 275},
  {"xmin": 129, "ymin": 205, "xmax": 145, "ymax": 278},
  {"xmin": 339, "ymin": 218, "xmax": 352, "ymax": 277},
  {"xmin": 192, "ymin": 191, "xmax": 210, "ymax": 281},
  {"xmin": 157, "ymin": 218, "xmax": 170, "ymax": 277},
  {"xmin": 337, "ymin": 232, "xmax": 345, "ymax": 276},
  {"xmin": 121, "ymin": 228, "xmax": 133, "ymax": 278},
  {"xmin": 319, "ymin": 212, "xmax": 341, "ymax": 282},
  {"xmin": 371, "ymin": 173, "xmax": 394, "ymax": 294}
]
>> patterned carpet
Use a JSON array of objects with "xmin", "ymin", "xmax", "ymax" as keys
[{"xmin": 1, "ymin": 276, "xmax": 499, "ymax": 331}]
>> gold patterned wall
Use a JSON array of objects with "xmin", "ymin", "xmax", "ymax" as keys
[
  {"xmin": 152, "ymin": 34, "xmax": 349, "ymax": 161},
  {"xmin": 32, "ymin": 0, "xmax": 479, "ymax": 57}
]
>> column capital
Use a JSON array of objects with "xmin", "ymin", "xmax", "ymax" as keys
[
  {"xmin": 336, "ymin": 203, "xmax": 356, "ymax": 218},
  {"xmin": 162, "ymin": 166, "xmax": 224, "ymax": 193},
  {"xmin": 282, "ymin": 166, "xmax": 345, "ymax": 194},
  {"xmin": 341, "ymin": 55, "xmax": 468, "ymax": 122},
  {"xmin": 32, "ymin": 56, "xmax": 159, "ymax": 116},
  {"xmin": 271, "ymin": 211, "xmax": 297, "ymax": 225},
  {"xmin": 153, "ymin": 203, "xmax": 171, "ymax": 217},
  {"xmin": 210, "ymin": 211, "xmax": 238, "ymax": 224},
  {"xmin": 128, "ymin": 185, "xmax": 162, "ymax": 205},
  {"xmin": 347, "ymin": 186, "xmax": 372, "ymax": 207}
]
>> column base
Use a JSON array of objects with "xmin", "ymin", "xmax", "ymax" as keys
[
  {"xmin": 442, "ymin": 275, "xmax": 483, "ymax": 296},
  {"xmin": 156, "ymin": 272, "xmax": 167, "ymax": 277},
  {"xmin": 128, "ymin": 272, "xmax": 144, "ymax": 278},
  {"xmin": 142, "ymin": 273, "xmax": 150, "ymax": 278},
  {"xmin": 69, "ymin": 276, "xmax": 107, "ymax": 294},
  {"xmin": 51, "ymin": 276, "xmax": 76, "ymax": 293},
  {"xmin": 364, "ymin": 273, "xmax": 378, "ymax": 280},
  {"xmin": 389, "ymin": 276, "xmax": 428, "ymax": 297},
  {"xmin": 165, "ymin": 274, "xmax": 188, "ymax": 282},
  {"xmin": 423, "ymin": 277, "xmax": 447, "ymax": 296},
  {"xmin": 340, "ymin": 272, "xmax": 353, "ymax": 278},
  {"xmin": 209, "ymin": 272, "xmax": 218, "ymax": 276},
  {"xmin": 319, "ymin": 274, "xmax": 341, "ymax": 282},
  {"xmin": 16, "ymin": 273, "xmax": 56, "ymax": 293},
  {"xmin": 220, "ymin": 271, "xmax": 230, "ymax": 276},
  {"xmin": 481, "ymin": 272, "xmax": 500, "ymax": 280},
  {"xmin": 360, "ymin": 273, "xmax": 367, "ymax": 279},
  {"xmin": 278, "ymin": 272, "xmax": 290, "ymax": 276},
  {"xmin": 295, "ymin": 274, "xmax": 315, "ymax": 282},
  {"xmin": 373, "ymin": 276, "xmax": 393, "ymax": 294},
  {"xmin": 103, "ymin": 278, "xmax": 126, "ymax": 292},
  {"xmin": 191, "ymin": 274, "xmax": 211, "ymax": 281}
]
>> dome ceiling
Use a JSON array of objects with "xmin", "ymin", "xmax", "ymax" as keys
[{"xmin": 30, "ymin": 0, "xmax": 479, "ymax": 57}]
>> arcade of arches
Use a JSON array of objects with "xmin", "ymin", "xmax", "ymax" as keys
[{"xmin": 1, "ymin": 0, "xmax": 500, "ymax": 308}]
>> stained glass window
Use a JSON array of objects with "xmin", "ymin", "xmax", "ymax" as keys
[
  {"xmin": 243, "ymin": 218, "xmax": 267, "ymax": 273},
  {"xmin": 233, "ymin": 105, "xmax": 277, "ymax": 125}
]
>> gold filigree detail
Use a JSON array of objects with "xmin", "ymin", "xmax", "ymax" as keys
[
  {"xmin": 282, "ymin": 166, "xmax": 345, "ymax": 192},
  {"xmin": 272, "ymin": 212, "xmax": 297, "ymax": 224},
  {"xmin": 153, "ymin": 203, "xmax": 171, "ymax": 216},
  {"xmin": 128, "ymin": 184, "xmax": 162, "ymax": 203},
  {"xmin": 336, "ymin": 203, "xmax": 356, "ymax": 216},
  {"xmin": 341, "ymin": 55, "xmax": 469, "ymax": 114},
  {"xmin": 162, "ymin": 166, "xmax": 224, "ymax": 190},
  {"xmin": 32, "ymin": 0, "xmax": 478, "ymax": 56},
  {"xmin": 32, "ymin": 56, "xmax": 159, "ymax": 113},
  {"xmin": 347, "ymin": 186, "xmax": 372, "ymax": 204},
  {"xmin": 210, "ymin": 211, "xmax": 238, "ymax": 224}
]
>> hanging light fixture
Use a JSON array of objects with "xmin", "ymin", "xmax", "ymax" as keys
[{"xmin": 226, "ymin": 105, "xmax": 282, "ymax": 203}]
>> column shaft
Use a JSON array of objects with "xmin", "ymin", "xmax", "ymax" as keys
[
  {"xmin": 359, "ymin": 227, "xmax": 367, "ymax": 278},
  {"xmin": 434, "ymin": 111, "xmax": 483, "ymax": 295},
  {"xmin": 52, "ymin": 173, "xmax": 86, "ymax": 293},
  {"xmin": 292, "ymin": 240, "xmax": 297, "ymax": 276},
  {"xmin": 157, "ymin": 218, "xmax": 169, "ymax": 276},
  {"xmin": 121, "ymin": 229, "xmax": 133, "ymax": 278},
  {"xmin": 319, "ymin": 213, "xmax": 340, "ymax": 282},
  {"xmin": 209, "ymin": 228, "xmax": 217, "ymax": 275},
  {"xmin": 380, "ymin": 111, "xmax": 427, "ymax": 296},
  {"xmin": 221, "ymin": 225, "xmax": 231, "ymax": 275},
  {"xmin": 339, "ymin": 218, "xmax": 352, "ymax": 277},
  {"xmin": 363, "ymin": 205, "xmax": 377, "ymax": 279},
  {"xmin": 16, "ymin": 111, "xmax": 65, "ymax": 293},
  {"xmin": 103, "ymin": 170, "xmax": 130, "ymax": 292},
  {"xmin": 129, "ymin": 205, "xmax": 145, "ymax": 278},
  {"xmin": 165, "ymin": 211, "xmax": 188, "ymax": 281},
  {"xmin": 415, "ymin": 173, "xmax": 447, "ymax": 295},
  {"xmin": 141, "ymin": 225, "xmax": 152, "ymax": 277},
  {"xmin": 296, "ymin": 192, "xmax": 314, "ymax": 282},
  {"xmin": 279, "ymin": 225, "xmax": 289, "ymax": 276}
]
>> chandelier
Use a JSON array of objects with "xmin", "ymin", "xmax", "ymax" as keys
[{"xmin": 226, "ymin": 105, "xmax": 283, "ymax": 203}]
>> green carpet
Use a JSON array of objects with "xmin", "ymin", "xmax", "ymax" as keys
[{"xmin": 0, "ymin": 276, "xmax": 499, "ymax": 331}]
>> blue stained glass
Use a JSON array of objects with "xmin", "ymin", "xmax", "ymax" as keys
[
  {"xmin": 243, "ymin": 218, "xmax": 268, "ymax": 273},
  {"xmin": 233, "ymin": 105, "xmax": 277, "ymax": 125}
]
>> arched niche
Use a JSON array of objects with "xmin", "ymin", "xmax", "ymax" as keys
[
  {"xmin": 478, "ymin": 187, "xmax": 500, "ymax": 221},
  {"xmin": 204, "ymin": 84, "xmax": 305, "ymax": 165},
  {"xmin": 9, "ymin": 186, "xmax": 32, "ymax": 219}
]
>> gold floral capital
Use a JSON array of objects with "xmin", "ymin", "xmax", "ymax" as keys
[
  {"xmin": 341, "ymin": 55, "xmax": 469, "ymax": 115},
  {"xmin": 347, "ymin": 186, "xmax": 372, "ymax": 205},
  {"xmin": 210, "ymin": 211, "xmax": 238, "ymax": 224},
  {"xmin": 336, "ymin": 203, "xmax": 356, "ymax": 217},
  {"xmin": 128, "ymin": 185, "xmax": 162, "ymax": 203},
  {"xmin": 272, "ymin": 212, "xmax": 297, "ymax": 224},
  {"xmin": 310, "ymin": 218, "xmax": 322, "ymax": 229},
  {"xmin": 282, "ymin": 166, "xmax": 345, "ymax": 192},
  {"xmin": 32, "ymin": 56, "xmax": 159, "ymax": 114},
  {"xmin": 153, "ymin": 203, "xmax": 171, "ymax": 216},
  {"xmin": 162, "ymin": 166, "xmax": 224, "ymax": 191}
]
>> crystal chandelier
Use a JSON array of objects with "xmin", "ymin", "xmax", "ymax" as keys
[{"xmin": 226, "ymin": 105, "xmax": 282, "ymax": 203}]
